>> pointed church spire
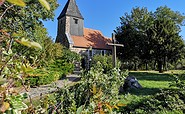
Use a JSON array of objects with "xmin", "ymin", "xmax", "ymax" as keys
[{"xmin": 57, "ymin": 0, "xmax": 83, "ymax": 19}]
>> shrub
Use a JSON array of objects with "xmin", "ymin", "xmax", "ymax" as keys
[
  {"xmin": 24, "ymin": 49, "xmax": 80, "ymax": 87},
  {"xmin": 45, "ymin": 63, "xmax": 128, "ymax": 113},
  {"xmin": 61, "ymin": 48, "xmax": 81, "ymax": 63},
  {"xmin": 48, "ymin": 59, "xmax": 74, "ymax": 77},
  {"xmin": 25, "ymin": 68, "xmax": 63, "ymax": 87},
  {"xmin": 47, "ymin": 49, "xmax": 81, "ymax": 77},
  {"xmin": 91, "ymin": 55, "xmax": 121, "ymax": 73}
]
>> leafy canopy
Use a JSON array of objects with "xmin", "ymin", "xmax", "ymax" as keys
[{"xmin": 115, "ymin": 6, "xmax": 185, "ymax": 72}]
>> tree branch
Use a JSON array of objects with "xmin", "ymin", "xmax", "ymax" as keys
[
  {"xmin": 0, "ymin": 4, "xmax": 14, "ymax": 21},
  {"xmin": 0, "ymin": 54, "xmax": 15, "ymax": 76}
]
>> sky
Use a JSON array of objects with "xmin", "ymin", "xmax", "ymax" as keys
[{"xmin": 43, "ymin": 0, "xmax": 185, "ymax": 40}]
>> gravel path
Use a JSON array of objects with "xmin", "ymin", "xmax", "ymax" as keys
[{"xmin": 20, "ymin": 74, "xmax": 81, "ymax": 98}]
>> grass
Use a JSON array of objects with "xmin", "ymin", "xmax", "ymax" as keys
[{"xmin": 121, "ymin": 70, "xmax": 185, "ymax": 105}]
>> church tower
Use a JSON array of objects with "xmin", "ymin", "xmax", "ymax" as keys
[{"xmin": 56, "ymin": 0, "xmax": 84, "ymax": 47}]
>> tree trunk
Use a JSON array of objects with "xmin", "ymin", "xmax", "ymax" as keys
[
  {"xmin": 163, "ymin": 56, "xmax": 168, "ymax": 71},
  {"xmin": 145, "ymin": 62, "xmax": 148, "ymax": 70},
  {"xmin": 134, "ymin": 62, "xmax": 138, "ymax": 71},
  {"xmin": 153, "ymin": 61, "xmax": 157, "ymax": 70},
  {"xmin": 158, "ymin": 60, "xmax": 163, "ymax": 73}
]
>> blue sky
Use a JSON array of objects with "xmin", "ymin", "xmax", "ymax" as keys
[{"xmin": 43, "ymin": 0, "xmax": 185, "ymax": 40}]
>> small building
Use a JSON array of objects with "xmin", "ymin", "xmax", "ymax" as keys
[{"xmin": 56, "ymin": 0, "xmax": 112, "ymax": 68}]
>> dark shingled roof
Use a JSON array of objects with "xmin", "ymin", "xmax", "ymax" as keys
[{"xmin": 57, "ymin": 0, "xmax": 84, "ymax": 20}]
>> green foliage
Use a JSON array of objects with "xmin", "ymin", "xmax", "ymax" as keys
[
  {"xmin": 174, "ymin": 59, "xmax": 185, "ymax": 70},
  {"xmin": 24, "ymin": 48, "xmax": 81, "ymax": 87},
  {"xmin": 169, "ymin": 74, "xmax": 185, "ymax": 90},
  {"xmin": 118, "ymin": 71, "xmax": 185, "ymax": 113},
  {"xmin": 12, "ymin": 25, "xmax": 64, "ymax": 67},
  {"xmin": 6, "ymin": 0, "xmax": 26, "ymax": 7},
  {"xmin": 115, "ymin": 6, "xmax": 185, "ymax": 72},
  {"xmin": 6, "ymin": 0, "xmax": 51, "ymax": 10},
  {"xmin": 5, "ymin": 93, "xmax": 28, "ymax": 114},
  {"xmin": 119, "ymin": 89, "xmax": 185, "ymax": 113},
  {"xmin": 0, "ymin": 41, "xmax": 35, "ymax": 113},
  {"xmin": 0, "ymin": 0, "xmax": 59, "ymax": 113},
  {"xmin": 91, "ymin": 55, "xmax": 113, "ymax": 73},
  {"xmin": 46, "ymin": 49, "xmax": 81, "ymax": 78},
  {"xmin": 24, "ymin": 68, "xmax": 63, "ymax": 87},
  {"xmin": 45, "ymin": 64, "xmax": 128, "ymax": 113},
  {"xmin": 17, "ymin": 38, "xmax": 42, "ymax": 50},
  {"xmin": 61, "ymin": 48, "xmax": 81, "ymax": 63},
  {"xmin": 38, "ymin": 0, "xmax": 50, "ymax": 10},
  {"xmin": 26, "ymin": 74, "xmax": 55, "ymax": 87},
  {"xmin": 1, "ymin": 0, "xmax": 58, "ymax": 30},
  {"xmin": 38, "ymin": 39, "xmax": 63, "ymax": 67},
  {"xmin": 1, "ymin": 0, "xmax": 60, "ymax": 67},
  {"xmin": 29, "ymin": 25, "xmax": 64, "ymax": 66},
  {"xmin": 0, "ymin": 19, "xmax": 37, "ymax": 114},
  {"xmin": 48, "ymin": 59, "xmax": 74, "ymax": 78},
  {"xmin": 84, "ymin": 63, "xmax": 127, "ymax": 96},
  {"xmin": 29, "ymin": 70, "xmax": 182, "ymax": 113}
]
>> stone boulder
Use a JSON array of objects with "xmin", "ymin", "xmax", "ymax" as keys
[{"xmin": 119, "ymin": 76, "xmax": 142, "ymax": 93}]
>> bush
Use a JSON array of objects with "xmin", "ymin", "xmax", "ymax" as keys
[
  {"xmin": 24, "ymin": 49, "xmax": 80, "ymax": 87},
  {"xmin": 91, "ymin": 55, "xmax": 120, "ymax": 73},
  {"xmin": 48, "ymin": 59, "xmax": 74, "ymax": 78},
  {"xmin": 61, "ymin": 48, "xmax": 81, "ymax": 63},
  {"xmin": 25, "ymin": 68, "xmax": 63, "ymax": 87},
  {"xmin": 119, "ymin": 89, "xmax": 185, "ymax": 113},
  {"xmin": 47, "ymin": 49, "xmax": 81, "ymax": 77},
  {"xmin": 45, "ymin": 63, "xmax": 128, "ymax": 113}
]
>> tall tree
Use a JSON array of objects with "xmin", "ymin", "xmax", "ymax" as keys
[
  {"xmin": 115, "ymin": 7, "xmax": 153, "ymax": 70},
  {"xmin": 149, "ymin": 6, "xmax": 185, "ymax": 72},
  {"xmin": 115, "ymin": 6, "xmax": 185, "ymax": 72}
]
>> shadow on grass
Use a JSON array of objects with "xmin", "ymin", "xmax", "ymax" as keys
[
  {"xmin": 129, "ymin": 72, "xmax": 175, "ymax": 81},
  {"xmin": 126, "ymin": 87, "xmax": 161, "ymax": 96}
]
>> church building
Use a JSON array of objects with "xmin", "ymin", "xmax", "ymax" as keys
[{"xmin": 56, "ymin": 0, "xmax": 112, "ymax": 68}]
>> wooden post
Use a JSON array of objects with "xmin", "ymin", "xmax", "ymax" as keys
[
  {"xmin": 112, "ymin": 33, "xmax": 117, "ymax": 67},
  {"xmin": 107, "ymin": 33, "xmax": 124, "ymax": 68}
]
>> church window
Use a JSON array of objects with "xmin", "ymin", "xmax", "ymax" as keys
[
  {"xmin": 74, "ymin": 18, "xmax": 78, "ymax": 24},
  {"xmin": 93, "ymin": 50, "xmax": 101, "ymax": 55}
]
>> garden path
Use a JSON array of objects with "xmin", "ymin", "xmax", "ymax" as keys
[{"xmin": 20, "ymin": 74, "xmax": 81, "ymax": 99}]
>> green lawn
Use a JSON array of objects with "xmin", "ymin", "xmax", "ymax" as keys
[{"xmin": 121, "ymin": 70, "xmax": 185, "ymax": 105}]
